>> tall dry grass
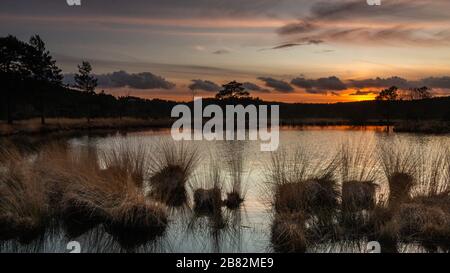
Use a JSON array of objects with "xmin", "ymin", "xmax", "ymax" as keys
[
  {"xmin": 265, "ymin": 147, "xmax": 339, "ymax": 214},
  {"xmin": 148, "ymin": 140, "xmax": 200, "ymax": 206},
  {"xmin": 221, "ymin": 142, "xmax": 248, "ymax": 209},
  {"xmin": 374, "ymin": 140, "xmax": 450, "ymax": 248},
  {"xmin": 379, "ymin": 139, "xmax": 418, "ymax": 206},
  {"xmin": 100, "ymin": 139, "xmax": 149, "ymax": 188},
  {"xmin": 0, "ymin": 145, "xmax": 49, "ymax": 243},
  {"xmin": 190, "ymin": 161, "xmax": 223, "ymax": 215},
  {"xmin": 19, "ymin": 141, "xmax": 169, "ymax": 244}
]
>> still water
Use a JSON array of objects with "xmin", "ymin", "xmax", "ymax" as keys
[{"xmin": 1, "ymin": 127, "xmax": 449, "ymax": 253}]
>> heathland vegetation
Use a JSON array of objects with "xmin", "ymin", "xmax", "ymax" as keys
[
  {"xmin": 266, "ymin": 139, "xmax": 449, "ymax": 253},
  {"xmin": 0, "ymin": 137, "xmax": 448, "ymax": 252}
]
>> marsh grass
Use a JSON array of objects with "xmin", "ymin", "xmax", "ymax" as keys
[
  {"xmin": 373, "ymin": 141, "xmax": 450, "ymax": 249},
  {"xmin": 190, "ymin": 161, "xmax": 223, "ymax": 216},
  {"xmin": 379, "ymin": 140, "xmax": 418, "ymax": 206},
  {"xmin": 22, "ymin": 141, "xmax": 169, "ymax": 243},
  {"xmin": 339, "ymin": 138, "xmax": 380, "ymax": 212},
  {"xmin": 266, "ymin": 146, "xmax": 340, "ymax": 252},
  {"xmin": 271, "ymin": 212, "xmax": 307, "ymax": 253},
  {"xmin": 105, "ymin": 194, "xmax": 168, "ymax": 249},
  {"xmin": 100, "ymin": 139, "xmax": 149, "ymax": 189},
  {"xmin": 222, "ymin": 143, "xmax": 248, "ymax": 209},
  {"xmin": 148, "ymin": 140, "xmax": 200, "ymax": 206},
  {"xmin": 266, "ymin": 147, "xmax": 339, "ymax": 215},
  {"xmin": 0, "ymin": 145, "xmax": 49, "ymax": 243}
]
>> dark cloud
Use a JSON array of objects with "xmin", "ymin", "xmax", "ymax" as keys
[
  {"xmin": 276, "ymin": 0, "xmax": 450, "ymax": 46},
  {"xmin": 96, "ymin": 71, "xmax": 175, "ymax": 89},
  {"xmin": 242, "ymin": 82, "xmax": 270, "ymax": 93},
  {"xmin": 277, "ymin": 21, "xmax": 317, "ymax": 35},
  {"xmin": 348, "ymin": 76, "xmax": 450, "ymax": 91},
  {"xmin": 314, "ymin": 49, "xmax": 335, "ymax": 54},
  {"xmin": 212, "ymin": 49, "xmax": 230, "ymax": 55},
  {"xmin": 420, "ymin": 76, "xmax": 450, "ymax": 89},
  {"xmin": 349, "ymin": 90, "xmax": 377, "ymax": 96},
  {"xmin": 258, "ymin": 77, "xmax": 294, "ymax": 93},
  {"xmin": 269, "ymin": 39, "xmax": 323, "ymax": 50},
  {"xmin": 291, "ymin": 76, "xmax": 347, "ymax": 94},
  {"xmin": 348, "ymin": 76, "xmax": 410, "ymax": 89},
  {"xmin": 188, "ymin": 79, "xmax": 220, "ymax": 92},
  {"xmin": 64, "ymin": 71, "xmax": 175, "ymax": 90}
]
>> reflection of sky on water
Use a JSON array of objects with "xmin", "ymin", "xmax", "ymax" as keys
[{"xmin": 1, "ymin": 127, "xmax": 449, "ymax": 253}]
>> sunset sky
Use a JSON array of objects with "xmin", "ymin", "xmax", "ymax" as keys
[{"xmin": 1, "ymin": 0, "xmax": 450, "ymax": 102}]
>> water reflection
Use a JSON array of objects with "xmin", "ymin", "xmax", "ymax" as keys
[{"xmin": 0, "ymin": 127, "xmax": 449, "ymax": 253}]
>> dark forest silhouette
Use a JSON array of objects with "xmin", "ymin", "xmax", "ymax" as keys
[{"xmin": 1, "ymin": 35, "xmax": 450, "ymax": 128}]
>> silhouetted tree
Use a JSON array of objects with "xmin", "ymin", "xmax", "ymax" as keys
[
  {"xmin": 376, "ymin": 86, "xmax": 398, "ymax": 126},
  {"xmin": 0, "ymin": 35, "xmax": 30, "ymax": 124},
  {"xmin": 74, "ymin": 61, "xmax": 97, "ymax": 122},
  {"xmin": 26, "ymin": 35, "xmax": 63, "ymax": 124},
  {"xmin": 74, "ymin": 61, "xmax": 97, "ymax": 93},
  {"xmin": 408, "ymin": 86, "xmax": 432, "ymax": 100},
  {"xmin": 376, "ymin": 86, "xmax": 398, "ymax": 101},
  {"xmin": 215, "ymin": 81, "xmax": 249, "ymax": 100}
]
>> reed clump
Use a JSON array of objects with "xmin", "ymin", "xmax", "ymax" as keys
[
  {"xmin": 194, "ymin": 188, "xmax": 222, "ymax": 214},
  {"xmin": 267, "ymin": 148, "xmax": 339, "ymax": 215},
  {"xmin": 105, "ymin": 195, "xmax": 168, "ymax": 248},
  {"xmin": 191, "ymin": 162, "xmax": 223, "ymax": 216},
  {"xmin": 339, "ymin": 139, "xmax": 380, "ymax": 213},
  {"xmin": 395, "ymin": 203, "xmax": 449, "ymax": 243},
  {"xmin": 271, "ymin": 212, "xmax": 307, "ymax": 253},
  {"xmin": 379, "ymin": 141, "xmax": 418, "ymax": 207},
  {"xmin": 38, "ymin": 141, "xmax": 169, "ymax": 241},
  {"xmin": 371, "ymin": 142, "xmax": 450, "ymax": 248},
  {"xmin": 100, "ymin": 139, "xmax": 149, "ymax": 189},
  {"xmin": 342, "ymin": 181, "xmax": 378, "ymax": 212},
  {"xmin": 148, "ymin": 141, "xmax": 200, "ymax": 206},
  {"xmin": 0, "ymin": 146, "xmax": 49, "ymax": 243},
  {"xmin": 222, "ymin": 143, "xmax": 247, "ymax": 210}
]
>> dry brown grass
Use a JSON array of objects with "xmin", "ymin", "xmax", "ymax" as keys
[
  {"xmin": 266, "ymin": 148, "xmax": 339, "ymax": 215},
  {"xmin": 105, "ymin": 194, "xmax": 168, "ymax": 248},
  {"xmin": 190, "ymin": 161, "xmax": 223, "ymax": 215},
  {"xmin": 379, "ymin": 140, "xmax": 418, "ymax": 206},
  {"xmin": 0, "ymin": 145, "xmax": 49, "ymax": 243},
  {"xmin": 5, "ymin": 141, "xmax": 170, "ymax": 242},
  {"xmin": 395, "ymin": 203, "xmax": 449, "ymax": 243},
  {"xmin": 0, "ymin": 118, "xmax": 173, "ymax": 136},
  {"xmin": 223, "ymin": 143, "xmax": 247, "ymax": 209},
  {"xmin": 100, "ymin": 139, "xmax": 149, "ymax": 188},
  {"xmin": 339, "ymin": 138, "xmax": 380, "ymax": 212},
  {"xmin": 342, "ymin": 181, "xmax": 378, "ymax": 212},
  {"xmin": 368, "ymin": 141, "xmax": 450, "ymax": 248},
  {"xmin": 271, "ymin": 212, "xmax": 307, "ymax": 253},
  {"xmin": 148, "ymin": 140, "xmax": 200, "ymax": 206}
]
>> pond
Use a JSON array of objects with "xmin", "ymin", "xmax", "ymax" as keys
[{"xmin": 1, "ymin": 126, "xmax": 449, "ymax": 253}]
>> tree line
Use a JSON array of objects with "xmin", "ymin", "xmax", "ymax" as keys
[{"xmin": 1, "ymin": 35, "xmax": 449, "ymax": 125}]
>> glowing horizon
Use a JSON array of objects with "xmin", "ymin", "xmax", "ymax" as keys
[{"xmin": 1, "ymin": 0, "xmax": 450, "ymax": 103}]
